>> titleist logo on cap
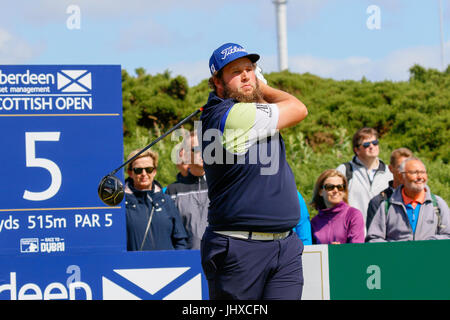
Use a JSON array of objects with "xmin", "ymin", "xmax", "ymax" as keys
[
  {"xmin": 220, "ymin": 45, "xmax": 247, "ymax": 60},
  {"xmin": 209, "ymin": 42, "xmax": 259, "ymax": 75}
]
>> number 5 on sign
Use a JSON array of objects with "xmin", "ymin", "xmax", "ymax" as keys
[{"xmin": 23, "ymin": 132, "xmax": 62, "ymax": 201}]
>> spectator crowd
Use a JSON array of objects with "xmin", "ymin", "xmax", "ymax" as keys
[{"xmin": 124, "ymin": 127, "xmax": 450, "ymax": 251}]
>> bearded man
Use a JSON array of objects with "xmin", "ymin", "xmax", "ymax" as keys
[{"xmin": 199, "ymin": 43, "xmax": 308, "ymax": 300}]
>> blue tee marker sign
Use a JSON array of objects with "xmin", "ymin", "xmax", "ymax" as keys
[{"xmin": 0, "ymin": 65, "xmax": 126, "ymax": 255}]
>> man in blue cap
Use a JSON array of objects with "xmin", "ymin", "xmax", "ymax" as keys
[{"xmin": 199, "ymin": 43, "xmax": 308, "ymax": 299}]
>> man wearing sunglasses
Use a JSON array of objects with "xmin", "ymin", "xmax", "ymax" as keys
[
  {"xmin": 124, "ymin": 149, "xmax": 188, "ymax": 251},
  {"xmin": 337, "ymin": 127, "xmax": 393, "ymax": 229}
]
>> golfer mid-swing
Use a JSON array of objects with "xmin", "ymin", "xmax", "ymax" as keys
[{"xmin": 200, "ymin": 43, "xmax": 308, "ymax": 300}]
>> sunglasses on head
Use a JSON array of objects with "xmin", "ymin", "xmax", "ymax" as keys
[
  {"xmin": 132, "ymin": 167, "xmax": 155, "ymax": 174},
  {"xmin": 360, "ymin": 139, "xmax": 379, "ymax": 148},
  {"xmin": 322, "ymin": 184, "xmax": 346, "ymax": 192}
]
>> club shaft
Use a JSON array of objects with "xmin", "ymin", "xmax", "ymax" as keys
[{"xmin": 110, "ymin": 108, "xmax": 202, "ymax": 175}]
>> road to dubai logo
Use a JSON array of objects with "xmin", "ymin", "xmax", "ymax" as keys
[{"xmin": 20, "ymin": 237, "xmax": 65, "ymax": 253}]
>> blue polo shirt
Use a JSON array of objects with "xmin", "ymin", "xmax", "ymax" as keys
[
  {"xmin": 199, "ymin": 92, "xmax": 300, "ymax": 232},
  {"xmin": 405, "ymin": 203, "xmax": 421, "ymax": 233}
]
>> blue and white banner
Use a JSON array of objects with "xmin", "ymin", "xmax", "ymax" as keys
[
  {"xmin": 0, "ymin": 250, "xmax": 207, "ymax": 300},
  {"xmin": 0, "ymin": 65, "xmax": 125, "ymax": 255}
]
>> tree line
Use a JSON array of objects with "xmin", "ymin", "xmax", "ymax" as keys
[{"xmin": 121, "ymin": 65, "xmax": 450, "ymax": 215}]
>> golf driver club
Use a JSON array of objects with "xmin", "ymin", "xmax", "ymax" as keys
[{"xmin": 98, "ymin": 107, "xmax": 203, "ymax": 206}]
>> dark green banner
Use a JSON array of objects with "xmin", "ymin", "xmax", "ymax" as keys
[{"xmin": 329, "ymin": 240, "xmax": 450, "ymax": 300}]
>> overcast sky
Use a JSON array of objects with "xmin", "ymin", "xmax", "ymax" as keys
[{"xmin": 1, "ymin": 0, "xmax": 449, "ymax": 85}]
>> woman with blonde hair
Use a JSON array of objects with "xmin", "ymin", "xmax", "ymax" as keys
[
  {"xmin": 310, "ymin": 169, "xmax": 364, "ymax": 244},
  {"xmin": 124, "ymin": 148, "xmax": 188, "ymax": 251}
]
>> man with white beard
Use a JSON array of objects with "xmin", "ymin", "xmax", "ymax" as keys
[{"xmin": 366, "ymin": 157, "xmax": 450, "ymax": 242}]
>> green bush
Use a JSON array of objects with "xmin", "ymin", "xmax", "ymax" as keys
[{"xmin": 122, "ymin": 64, "xmax": 450, "ymax": 217}]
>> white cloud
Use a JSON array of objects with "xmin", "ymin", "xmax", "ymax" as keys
[
  {"xmin": 0, "ymin": 28, "xmax": 42, "ymax": 63},
  {"xmin": 117, "ymin": 19, "xmax": 172, "ymax": 51},
  {"xmin": 139, "ymin": 41, "xmax": 450, "ymax": 87},
  {"xmin": 165, "ymin": 60, "xmax": 209, "ymax": 87},
  {"xmin": 121, "ymin": 59, "xmax": 209, "ymax": 87},
  {"xmin": 284, "ymin": 41, "xmax": 450, "ymax": 82},
  {"xmin": 1, "ymin": 0, "xmax": 244, "ymax": 24}
]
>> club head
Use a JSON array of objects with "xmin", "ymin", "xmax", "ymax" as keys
[{"xmin": 98, "ymin": 174, "xmax": 124, "ymax": 206}]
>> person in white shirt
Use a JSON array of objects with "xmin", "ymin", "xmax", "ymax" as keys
[{"xmin": 336, "ymin": 127, "xmax": 392, "ymax": 228}]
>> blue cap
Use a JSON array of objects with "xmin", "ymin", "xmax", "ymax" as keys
[{"xmin": 209, "ymin": 43, "xmax": 260, "ymax": 75}]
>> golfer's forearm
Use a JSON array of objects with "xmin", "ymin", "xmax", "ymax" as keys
[{"xmin": 260, "ymin": 82, "xmax": 308, "ymax": 129}]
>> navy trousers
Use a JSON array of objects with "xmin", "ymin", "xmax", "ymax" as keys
[{"xmin": 200, "ymin": 228, "xmax": 304, "ymax": 300}]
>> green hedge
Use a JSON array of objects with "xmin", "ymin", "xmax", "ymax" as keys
[{"xmin": 122, "ymin": 65, "xmax": 450, "ymax": 217}]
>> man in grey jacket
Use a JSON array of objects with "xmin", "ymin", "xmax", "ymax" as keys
[
  {"xmin": 366, "ymin": 147, "xmax": 413, "ymax": 230},
  {"xmin": 166, "ymin": 131, "xmax": 209, "ymax": 249},
  {"xmin": 337, "ymin": 127, "xmax": 393, "ymax": 228},
  {"xmin": 366, "ymin": 157, "xmax": 450, "ymax": 242}
]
